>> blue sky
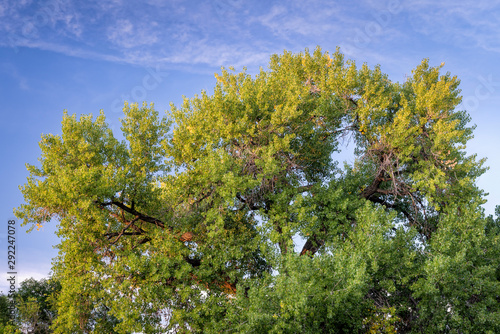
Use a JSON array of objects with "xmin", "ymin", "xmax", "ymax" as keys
[{"xmin": 1, "ymin": 0, "xmax": 500, "ymax": 292}]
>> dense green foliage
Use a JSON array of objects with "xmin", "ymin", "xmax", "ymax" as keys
[
  {"xmin": 0, "ymin": 277, "xmax": 60, "ymax": 333},
  {"xmin": 0, "ymin": 294, "xmax": 17, "ymax": 334},
  {"xmin": 15, "ymin": 277, "xmax": 60, "ymax": 333},
  {"xmin": 16, "ymin": 47, "xmax": 500, "ymax": 333}
]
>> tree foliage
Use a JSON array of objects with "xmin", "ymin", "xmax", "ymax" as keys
[
  {"xmin": 0, "ymin": 277, "xmax": 60, "ymax": 334},
  {"xmin": 16, "ymin": 47, "xmax": 500, "ymax": 333},
  {"xmin": 0, "ymin": 294, "xmax": 18, "ymax": 334},
  {"xmin": 15, "ymin": 277, "xmax": 60, "ymax": 333}
]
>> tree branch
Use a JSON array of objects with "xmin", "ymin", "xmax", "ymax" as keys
[
  {"xmin": 300, "ymin": 234, "xmax": 325, "ymax": 256},
  {"xmin": 108, "ymin": 216, "xmax": 141, "ymax": 244},
  {"xmin": 360, "ymin": 170, "xmax": 386, "ymax": 200},
  {"xmin": 236, "ymin": 193, "xmax": 261, "ymax": 210},
  {"xmin": 300, "ymin": 225, "xmax": 327, "ymax": 256},
  {"xmin": 97, "ymin": 200, "xmax": 166, "ymax": 229}
]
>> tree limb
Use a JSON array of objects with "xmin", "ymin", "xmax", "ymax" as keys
[
  {"xmin": 108, "ymin": 216, "xmax": 140, "ymax": 244},
  {"xmin": 97, "ymin": 200, "xmax": 166, "ymax": 229}
]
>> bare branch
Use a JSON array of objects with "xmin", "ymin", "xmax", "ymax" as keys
[
  {"xmin": 97, "ymin": 200, "xmax": 166, "ymax": 229},
  {"xmin": 108, "ymin": 216, "xmax": 141, "ymax": 244}
]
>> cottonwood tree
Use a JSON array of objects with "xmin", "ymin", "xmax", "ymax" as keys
[{"xmin": 16, "ymin": 48, "xmax": 500, "ymax": 333}]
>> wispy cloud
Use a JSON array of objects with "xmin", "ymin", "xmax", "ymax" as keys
[
  {"xmin": 405, "ymin": 0, "xmax": 500, "ymax": 52},
  {"xmin": 1, "ymin": 0, "xmax": 499, "ymax": 70},
  {"xmin": 253, "ymin": 1, "xmax": 342, "ymax": 39},
  {"xmin": 106, "ymin": 19, "xmax": 159, "ymax": 48}
]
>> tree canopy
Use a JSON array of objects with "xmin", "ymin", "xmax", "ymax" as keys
[
  {"xmin": 16, "ymin": 47, "xmax": 500, "ymax": 333},
  {"xmin": 0, "ymin": 276, "xmax": 61, "ymax": 334}
]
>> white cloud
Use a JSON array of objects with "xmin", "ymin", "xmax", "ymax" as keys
[
  {"xmin": 107, "ymin": 19, "xmax": 133, "ymax": 45},
  {"xmin": 1, "ymin": 0, "xmax": 499, "ymax": 73},
  {"xmin": 107, "ymin": 19, "xmax": 159, "ymax": 48},
  {"xmin": 251, "ymin": 2, "xmax": 344, "ymax": 40},
  {"xmin": 0, "ymin": 270, "xmax": 52, "ymax": 295},
  {"xmin": 9, "ymin": 39, "xmax": 126, "ymax": 63},
  {"xmin": 405, "ymin": 0, "xmax": 500, "ymax": 52}
]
